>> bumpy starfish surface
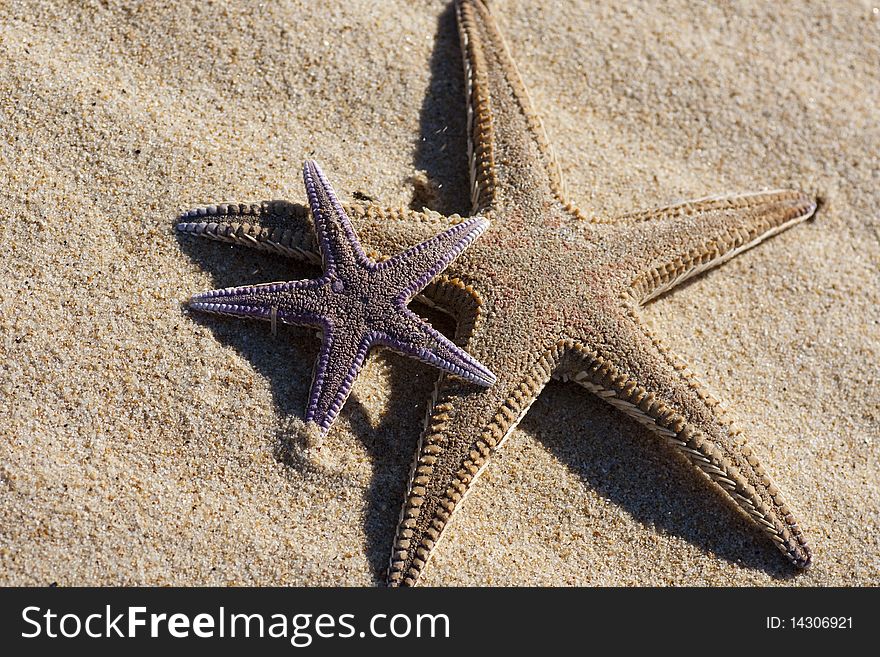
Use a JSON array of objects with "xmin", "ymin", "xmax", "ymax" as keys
[
  {"xmin": 177, "ymin": 0, "xmax": 815, "ymax": 584},
  {"xmin": 185, "ymin": 160, "xmax": 495, "ymax": 434}
]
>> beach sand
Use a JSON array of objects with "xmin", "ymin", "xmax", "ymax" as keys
[{"xmin": 1, "ymin": 0, "xmax": 877, "ymax": 585}]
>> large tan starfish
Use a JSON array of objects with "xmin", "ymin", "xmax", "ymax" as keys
[{"xmin": 178, "ymin": 0, "xmax": 815, "ymax": 585}]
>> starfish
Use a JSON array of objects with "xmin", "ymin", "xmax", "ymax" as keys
[
  {"xmin": 177, "ymin": 0, "xmax": 816, "ymax": 585},
  {"xmin": 184, "ymin": 160, "xmax": 495, "ymax": 435}
]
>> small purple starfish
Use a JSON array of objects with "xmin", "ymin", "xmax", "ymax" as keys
[{"xmin": 185, "ymin": 160, "xmax": 496, "ymax": 434}]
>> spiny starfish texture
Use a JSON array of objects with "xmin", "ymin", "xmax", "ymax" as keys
[
  {"xmin": 177, "ymin": 0, "xmax": 816, "ymax": 585},
  {"xmin": 185, "ymin": 160, "xmax": 495, "ymax": 434}
]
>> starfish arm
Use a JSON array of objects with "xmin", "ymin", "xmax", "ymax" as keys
[
  {"xmin": 615, "ymin": 190, "xmax": 816, "ymax": 303},
  {"xmin": 176, "ymin": 201, "xmax": 460, "ymax": 266},
  {"xmin": 177, "ymin": 200, "xmax": 321, "ymax": 263},
  {"xmin": 305, "ymin": 322, "xmax": 373, "ymax": 434},
  {"xmin": 455, "ymin": 0, "xmax": 566, "ymax": 215},
  {"xmin": 558, "ymin": 311, "xmax": 812, "ymax": 568},
  {"xmin": 188, "ymin": 279, "xmax": 327, "ymax": 325},
  {"xmin": 303, "ymin": 160, "xmax": 376, "ymax": 273},
  {"xmin": 387, "ymin": 339, "xmax": 566, "ymax": 586},
  {"xmin": 376, "ymin": 309, "xmax": 496, "ymax": 387},
  {"xmin": 378, "ymin": 216, "xmax": 490, "ymax": 299}
]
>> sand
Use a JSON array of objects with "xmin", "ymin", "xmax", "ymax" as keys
[{"xmin": 1, "ymin": 0, "xmax": 877, "ymax": 586}]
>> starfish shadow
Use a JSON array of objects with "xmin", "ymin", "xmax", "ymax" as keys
[
  {"xmin": 411, "ymin": 2, "xmax": 471, "ymax": 216},
  {"xmin": 339, "ymin": 344, "xmax": 444, "ymax": 584},
  {"xmin": 525, "ymin": 380, "xmax": 797, "ymax": 578},
  {"xmin": 175, "ymin": 234, "xmax": 321, "ymax": 424}
]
